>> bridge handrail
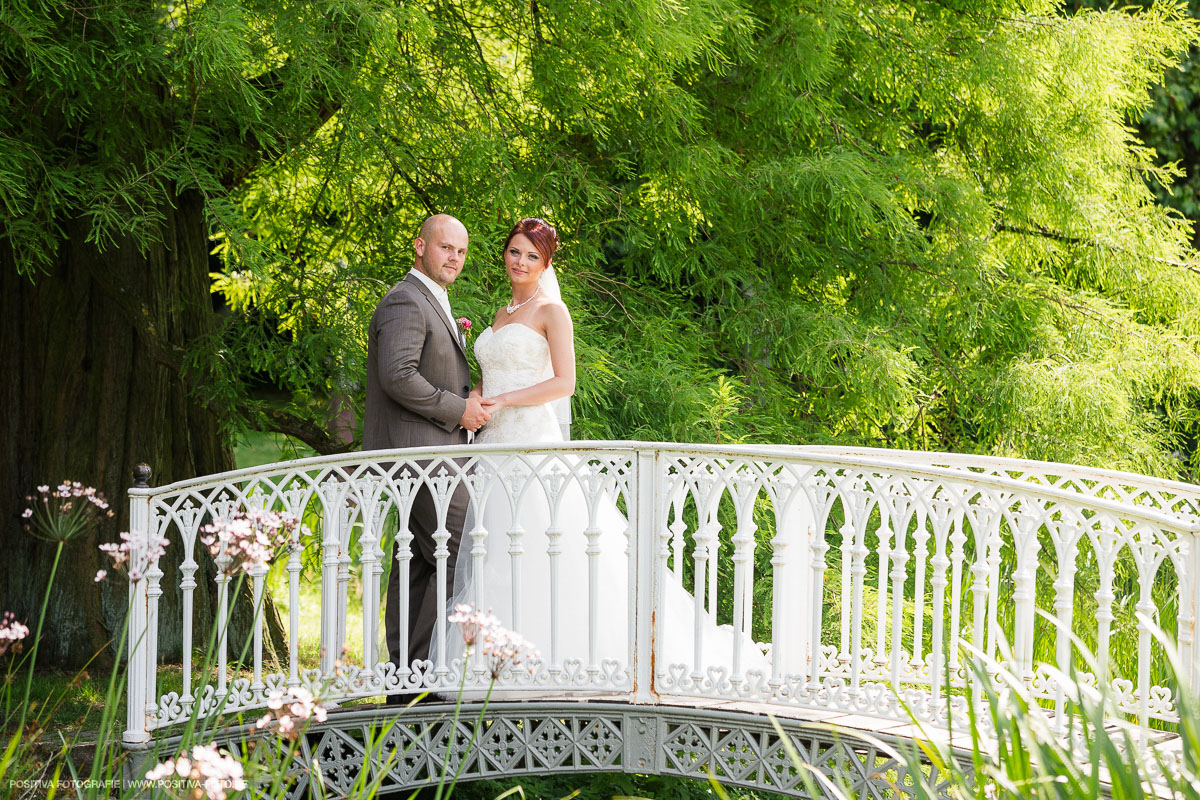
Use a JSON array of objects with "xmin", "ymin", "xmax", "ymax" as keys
[
  {"xmin": 130, "ymin": 442, "xmax": 1200, "ymax": 535},
  {"xmin": 795, "ymin": 445, "xmax": 1200, "ymax": 516}
]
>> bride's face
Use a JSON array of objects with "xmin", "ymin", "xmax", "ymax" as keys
[{"xmin": 504, "ymin": 233, "xmax": 548, "ymax": 290}]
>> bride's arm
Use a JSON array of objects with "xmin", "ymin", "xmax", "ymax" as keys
[
  {"xmin": 469, "ymin": 309, "xmax": 502, "ymax": 401},
  {"xmin": 483, "ymin": 304, "xmax": 575, "ymax": 410}
]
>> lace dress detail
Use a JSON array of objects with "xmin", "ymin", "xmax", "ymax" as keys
[{"xmin": 474, "ymin": 324, "xmax": 561, "ymax": 444}]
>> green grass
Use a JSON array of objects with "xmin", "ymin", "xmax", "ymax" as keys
[{"xmin": 233, "ymin": 430, "xmax": 315, "ymax": 469}]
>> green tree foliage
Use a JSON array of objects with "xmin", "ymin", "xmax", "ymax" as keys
[
  {"xmin": 206, "ymin": 0, "xmax": 1200, "ymax": 478},
  {"xmin": 5, "ymin": 0, "xmax": 1200, "ymax": 485},
  {"xmin": 1073, "ymin": 0, "xmax": 1200, "ymax": 232}
]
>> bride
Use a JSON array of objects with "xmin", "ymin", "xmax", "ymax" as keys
[{"xmin": 440, "ymin": 217, "xmax": 767, "ymax": 686}]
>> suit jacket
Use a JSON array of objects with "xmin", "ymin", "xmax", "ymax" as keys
[{"xmin": 364, "ymin": 272, "xmax": 471, "ymax": 450}]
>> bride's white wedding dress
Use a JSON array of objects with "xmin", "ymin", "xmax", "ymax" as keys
[{"xmin": 439, "ymin": 320, "xmax": 768, "ymax": 688}]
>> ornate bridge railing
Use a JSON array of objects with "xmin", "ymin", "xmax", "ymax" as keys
[{"xmin": 123, "ymin": 442, "xmax": 1200, "ymax": 752}]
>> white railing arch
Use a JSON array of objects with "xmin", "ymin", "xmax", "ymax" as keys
[{"xmin": 123, "ymin": 442, "xmax": 1200, "ymax": 751}]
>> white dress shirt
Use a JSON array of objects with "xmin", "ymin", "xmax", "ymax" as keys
[{"xmin": 408, "ymin": 268, "xmax": 457, "ymax": 332}]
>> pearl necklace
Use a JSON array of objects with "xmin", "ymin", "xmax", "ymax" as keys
[{"xmin": 505, "ymin": 284, "xmax": 541, "ymax": 314}]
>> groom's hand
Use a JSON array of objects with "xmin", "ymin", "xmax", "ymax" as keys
[{"xmin": 460, "ymin": 396, "xmax": 491, "ymax": 432}]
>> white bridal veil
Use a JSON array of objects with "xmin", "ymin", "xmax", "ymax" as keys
[{"xmin": 539, "ymin": 265, "xmax": 571, "ymax": 439}]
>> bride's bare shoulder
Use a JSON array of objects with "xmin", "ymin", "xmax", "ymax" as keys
[{"xmin": 536, "ymin": 298, "xmax": 571, "ymax": 324}]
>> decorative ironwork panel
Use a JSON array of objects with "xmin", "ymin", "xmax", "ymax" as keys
[{"xmin": 142, "ymin": 703, "xmax": 971, "ymax": 799}]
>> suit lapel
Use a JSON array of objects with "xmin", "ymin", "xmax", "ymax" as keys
[{"xmin": 403, "ymin": 272, "xmax": 467, "ymax": 357}]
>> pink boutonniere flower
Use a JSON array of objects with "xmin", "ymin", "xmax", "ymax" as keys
[{"xmin": 457, "ymin": 317, "xmax": 473, "ymax": 338}]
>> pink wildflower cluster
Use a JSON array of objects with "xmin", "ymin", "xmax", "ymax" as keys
[
  {"xmin": 144, "ymin": 744, "xmax": 246, "ymax": 800},
  {"xmin": 0, "ymin": 612, "xmax": 29, "ymax": 657},
  {"xmin": 255, "ymin": 687, "xmax": 328, "ymax": 739},
  {"xmin": 96, "ymin": 528, "xmax": 171, "ymax": 583},
  {"xmin": 22, "ymin": 481, "xmax": 114, "ymax": 543},
  {"xmin": 448, "ymin": 603, "xmax": 540, "ymax": 679},
  {"xmin": 200, "ymin": 509, "xmax": 303, "ymax": 576}
]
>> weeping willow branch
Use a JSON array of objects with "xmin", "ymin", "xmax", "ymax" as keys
[{"xmin": 995, "ymin": 221, "xmax": 1200, "ymax": 276}]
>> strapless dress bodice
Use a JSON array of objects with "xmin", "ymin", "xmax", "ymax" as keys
[{"xmin": 474, "ymin": 324, "xmax": 561, "ymax": 444}]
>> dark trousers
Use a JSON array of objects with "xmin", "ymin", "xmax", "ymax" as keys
[{"xmin": 386, "ymin": 475, "xmax": 469, "ymax": 670}]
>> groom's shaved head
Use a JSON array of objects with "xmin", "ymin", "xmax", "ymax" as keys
[
  {"xmin": 414, "ymin": 213, "xmax": 469, "ymax": 288},
  {"xmin": 419, "ymin": 214, "xmax": 468, "ymax": 243}
]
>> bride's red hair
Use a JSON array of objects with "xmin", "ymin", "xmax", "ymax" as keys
[{"xmin": 503, "ymin": 217, "xmax": 559, "ymax": 265}]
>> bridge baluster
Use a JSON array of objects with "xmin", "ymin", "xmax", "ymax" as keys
[
  {"xmin": 909, "ymin": 488, "xmax": 931, "ymax": 672},
  {"xmin": 501, "ymin": 460, "xmax": 529, "ymax": 662},
  {"xmin": 430, "ymin": 464, "xmax": 456, "ymax": 680},
  {"xmin": 1090, "ymin": 518, "xmax": 1119, "ymax": 686},
  {"xmin": 844, "ymin": 477, "xmax": 874, "ymax": 697},
  {"xmin": 579, "ymin": 457, "xmax": 613, "ymax": 676},
  {"xmin": 179, "ymin": 533, "xmax": 198, "ymax": 715},
  {"xmin": 1048, "ymin": 511, "xmax": 1083, "ymax": 734},
  {"xmin": 318, "ymin": 479, "xmax": 350, "ymax": 674},
  {"xmin": 463, "ymin": 461, "xmax": 492, "ymax": 681},
  {"xmin": 964, "ymin": 491, "xmax": 1001, "ymax": 710},
  {"xmin": 286, "ymin": 517, "xmax": 302, "ymax": 688},
  {"xmin": 802, "ymin": 473, "xmax": 837, "ymax": 691},
  {"xmin": 729, "ymin": 466, "xmax": 760, "ymax": 685},
  {"xmin": 926, "ymin": 490, "xmax": 957, "ymax": 713},
  {"xmin": 214, "ymin": 546, "xmax": 231, "ymax": 710},
  {"xmin": 249, "ymin": 562, "xmax": 267, "ymax": 694},
  {"xmin": 654, "ymin": 465, "xmax": 676, "ymax": 680},
  {"xmin": 1131, "ymin": 521, "xmax": 1170, "ymax": 738},
  {"xmin": 960, "ymin": 491, "xmax": 998, "ymax": 710},
  {"xmin": 391, "ymin": 468, "xmax": 417, "ymax": 683},
  {"xmin": 886, "ymin": 482, "xmax": 915, "ymax": 695},
  {"xmin": 690, "ymin": 467, "xmax": 722, "ymax": 683},
  {"xmin": 1009, "ymin": 502, "xmax": 1044, "ymax": 682},
  {"xmin": 836, "ymin": 483, "xmax": 855, "ymax": 664},
  {"xmin": 544, "ymin": 461, "xmax": 567, "ymax": 672},
  {"xmin": 765, "ymin": 464, "xmax": 809, "ymax": 689},
  {"xmin": 145, "ymin": 532, "xmax": 164, "ymax": 727},
  {"xmin": 874, "ymin": 493, "xmax": 894, "ymax": 671},
  {"xmin": 241, "ymin": 493, "xmax": 269, "ymax": 697},
  {"xmin": 355, "ymin": 475, "xmax": 387, "ymax": 675},
  {"xmin": 947, "ymin": 490, "xmax": 969, "ymax": 672},
  {"xmin": 334, "ymin": 500, "xmax": 353, "ymax": 669}
]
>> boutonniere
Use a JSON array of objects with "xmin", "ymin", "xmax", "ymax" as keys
[{"xmin": 457, "ymin": 317, "xmax": 473, "ymax": 339}]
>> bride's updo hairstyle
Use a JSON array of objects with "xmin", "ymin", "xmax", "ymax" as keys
[{"xmin": 503, "ymin": 217, "xmax": 559, "ymax": 265}]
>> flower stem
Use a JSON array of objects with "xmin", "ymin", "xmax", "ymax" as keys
[
  {"xmin": 19, "ymin": 541, "xmax": 64, "ymax": 734},
  {"xmin": 445, "ymin": 679, "xmax": 495, "ymax": 799}
]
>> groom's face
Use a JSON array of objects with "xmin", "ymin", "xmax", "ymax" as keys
[{"xmin": 415, "ymin": 222, "xmax": 469, "ymax": 288}]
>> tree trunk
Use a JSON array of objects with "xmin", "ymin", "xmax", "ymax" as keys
[{"xmin": 0, "ymin": 189, "xmax": 284, "ymax": 669}]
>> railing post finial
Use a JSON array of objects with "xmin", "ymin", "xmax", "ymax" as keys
[{"xmin": 133, "ymin": 463, "xmax": 152, "ymax": 489}]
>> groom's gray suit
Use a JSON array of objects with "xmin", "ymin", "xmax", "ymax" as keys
[{"xmin": 365, "ymin": 271, "xmax": 471, "ymax": 670}]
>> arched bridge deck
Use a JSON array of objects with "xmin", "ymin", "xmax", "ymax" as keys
[
  {"xmin": 121, "ymin": 442, "xmax": 1200, "ymax": 795},
  {"xmin": 147, "ymin": 700, "xmax": 967, "ymax": 799}
]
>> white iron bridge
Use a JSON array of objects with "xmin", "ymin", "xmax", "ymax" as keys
[{"xmin": 121, "ymin": 442, "xmax": 1200, "ymax": 797}]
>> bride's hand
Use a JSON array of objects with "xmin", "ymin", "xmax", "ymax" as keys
[{"xmin": 481, "ymin": 395, "xmax": 508, "ymax": 412}]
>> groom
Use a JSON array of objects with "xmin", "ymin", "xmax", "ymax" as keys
[{"xmin": 364, "ymin": 213, "xmax": 490, "ymax": 675}]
